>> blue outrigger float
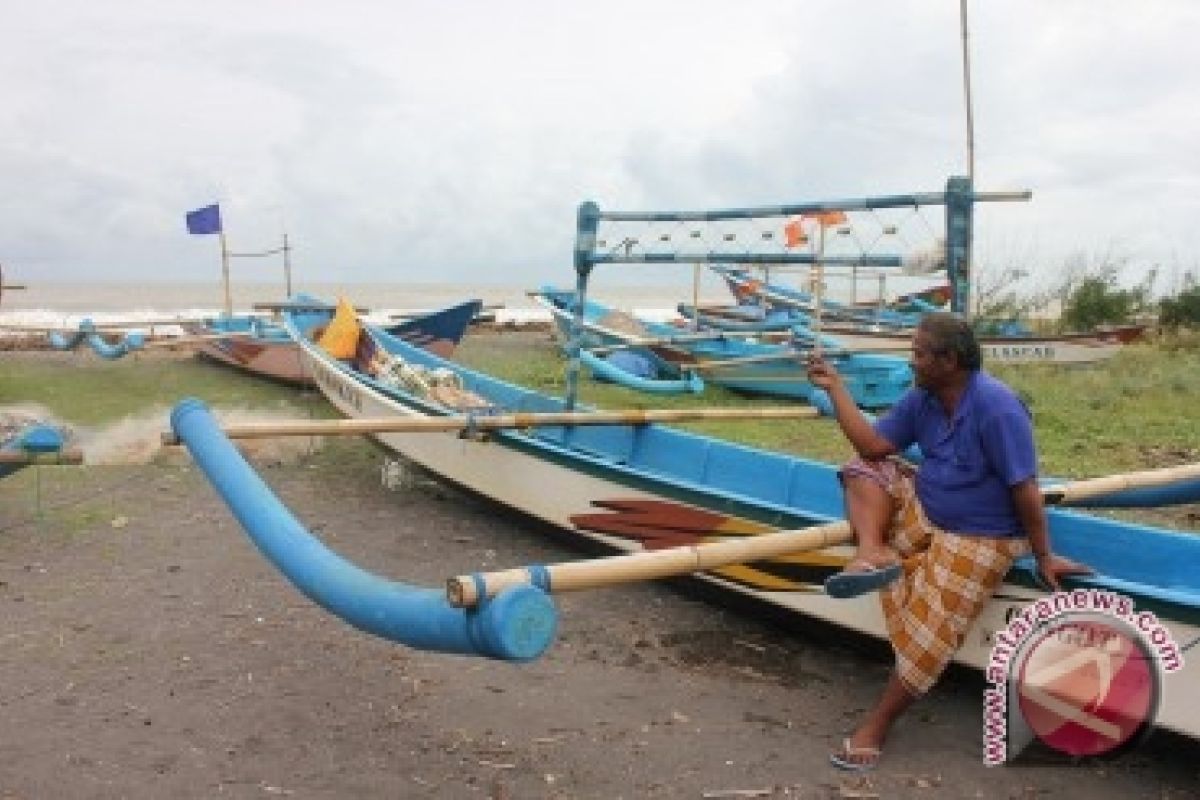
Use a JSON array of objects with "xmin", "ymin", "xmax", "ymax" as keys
[
  {"xmin": 171, "ymin": 178, "xmax": 1200, "ymax": 742},
  {"xmin": 0, "ymin": 419, "xmax": 81, "ymax": 480}
]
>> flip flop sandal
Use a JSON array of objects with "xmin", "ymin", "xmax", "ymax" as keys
[
  {"xmin": 829, "ymin": 737, "xmax": 882, "ymax": 772},
  {"xmin": 824, "ymin": 561, "xmax": 902, "ymax": 599}
]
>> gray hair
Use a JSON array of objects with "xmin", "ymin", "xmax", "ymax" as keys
[{"xmin": 918, "ymin": 312, "xmax": 981, "ymax": 371}]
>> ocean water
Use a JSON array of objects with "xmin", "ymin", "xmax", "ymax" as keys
[
  {"xmin": 0, "ymin": 273, "xmax": 934, "ymax": 332},
  {"xmin": 0, "ymin": 280, "xmax": 739, "ymax": 330}
]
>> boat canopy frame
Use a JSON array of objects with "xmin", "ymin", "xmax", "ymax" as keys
[{"xmin": 565, "ymin": 176, "xmax": 1031, "ymax": 408}]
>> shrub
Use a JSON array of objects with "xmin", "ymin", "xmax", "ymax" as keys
[
  {"xmin": 1061, "ymin": 276, "xmax": 1147, "ymax": 331},
  {"xmin": 1159, "ymin": 285, "xmax": 1200, "ymax": 332}
]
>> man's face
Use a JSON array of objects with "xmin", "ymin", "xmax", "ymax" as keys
[{"xmin": 910, "ymin": 329, "xmax": 953, "ymax": 389}]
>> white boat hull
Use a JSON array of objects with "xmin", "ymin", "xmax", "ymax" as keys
[{"xmin": 820, "ymin": 326, "xmax": 1128, "ymax": 365}]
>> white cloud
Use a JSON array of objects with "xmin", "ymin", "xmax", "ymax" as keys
[{"xmin": 1, "ymin": 0, "xmax": 1197, "ymax": 293}]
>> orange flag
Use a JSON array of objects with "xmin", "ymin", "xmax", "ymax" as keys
[
  {"xmin": 783, "ymin": 218, "xmax": 806, "ymax": 248},
  {"xmin": 800, "ymin": 210, "xmax": 848, "ymax": 228}
]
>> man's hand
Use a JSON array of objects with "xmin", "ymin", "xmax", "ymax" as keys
[
  {"xmin": 1035, "ymin": 553, "xmax": 1093, "ymax": 592},
  {"xmin": 806, "ymin": 354, "xmax": 842, "ymax": 391}
]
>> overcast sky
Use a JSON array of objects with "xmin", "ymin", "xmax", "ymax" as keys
[{"xmin": 3, "ymin": 0, "xmax": 1197, "ymax": 294}]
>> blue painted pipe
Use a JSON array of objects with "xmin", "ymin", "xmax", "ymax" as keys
[{"xmin": 170, "ymin": 397, "xmax": 558, "ymax": 661}]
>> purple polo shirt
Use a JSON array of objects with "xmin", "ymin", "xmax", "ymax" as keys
[{"xmin": 874, "ymin": 371, "xmax": 1037, "ymax": 537}]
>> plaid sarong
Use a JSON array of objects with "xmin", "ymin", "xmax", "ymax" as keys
[{"xmin": 842, "ymin": 458, "xmax": 1028, "ymax": 695}]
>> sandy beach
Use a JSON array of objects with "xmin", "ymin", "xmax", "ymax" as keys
[{"xmin": 1, "ymin": 412, "xmax": 1198, "ymax": 799}]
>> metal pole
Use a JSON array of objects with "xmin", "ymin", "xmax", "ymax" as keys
[{"xmin": 567, "ymin": 202, "xmax": 602, "ymax": 411}]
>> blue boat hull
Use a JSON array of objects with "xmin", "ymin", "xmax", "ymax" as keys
[{"xmin": 535, "ymin": 288, "xmax": 912, "ymax": 410}]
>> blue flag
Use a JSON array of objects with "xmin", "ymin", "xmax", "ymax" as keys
[{"xmin": 186, "ymin": 204, "xmax": 222, "ymax": 235}]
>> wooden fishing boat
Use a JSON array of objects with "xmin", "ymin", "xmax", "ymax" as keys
[
  {"xmin": 182, "ymin": 298, "xmax": 334, "ymax": 385},
  {"xmin": 266, "ymin": 305, "xmax": 1200, "ymax": 741},
  {"xmin": 675, "ymin": 302, "xmax": 804, "ymax": 333},
  {"xmin": 800, "ymin": 324, "xmax": 1140, "ymax": 366},
  {"xmin": 531, "ymin": 287, "xmax": 911, "ymax": 410},
  {"xmin": 718, "ymin": 266, "xmax": 927, "ymax": 330},
  {"xmin": 40, "ymin": 296, "xmax": 481, "ymax": 378},
  {"xmin": 719, "ymin": 267, "xmax": 1147, "ymax": 365}
]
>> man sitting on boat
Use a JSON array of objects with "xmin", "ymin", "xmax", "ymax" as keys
[{"xmin": 806, "ymin": 313, "xmax": 1091, "ymax": 772}]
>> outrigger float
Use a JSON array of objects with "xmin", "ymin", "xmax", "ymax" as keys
[
  {"xmin": 0, "ymin": 419, "xmax": 82, "ymax": 480},
  {"xmin": 169, "ymin": 179, "xmax": 1200, "ymax": 741}
]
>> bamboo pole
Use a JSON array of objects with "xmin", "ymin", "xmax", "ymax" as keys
[
  {"xmin": 691, "ymin": 344, "xmax": 913, "ymax": 372},
  {"xmin": 812, "ymin": 224, "xmax": 826, "ymax": 358},
  {"xmin": 138, "ymin": 332, "xmax": 255, "ymax": 349},
  {"xmin": 0, "ymin": 318, "xmax": 208, "ymax": 333},
  {"xmin": 961, "ymin": 0, "xmax": 977, "ymax": 185},
  {"xmin": 252, "ymin": 301, "xmax": 369, "ymax": 313},
  {"xmin": 446, "ymin": 462, "xmax": 1200, "ymax": 607},
  {"xmin": 0, "ymin": 448, "xmax": 84, "ymax": 465},
  {"xmin": 282, "ymin": 232, "xmax": 293, "ymax": 298},
  {"xmin": 219, "ymin": 230, "xmax": 232, "ymax": 318},
  {"xmin": 688, "ymin": 352, "xmax": 805, "ymax": 370},
  {"xmin": 586, "ymin": 331, "xmax": 762, "ymax": 355},
  {"xmin": 446, "ymin": 521, "xmax": 853, "ymax": 607},
  {"xmin": 1043, "ymin": 462, "xmax": 1200, "ymax": 506},
  {"xmin": 160, "ymin": 406, "xmax": 821, "ymax": 446},
  {"xmin": 959, "ymin": 0, "xmax": 977, "ymax": 319}
]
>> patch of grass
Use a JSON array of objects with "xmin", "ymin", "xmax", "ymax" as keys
[
  {"xmin": 0, "ymin": 352, "xmax": 325, "ymax": 424},
  {"xmin": 990, "ymin": 342, "xmax": 1200, "ymax": 476},
  {"xmin": 457, "ymin": 332, "xmax": 1200, "ymax": 480}
]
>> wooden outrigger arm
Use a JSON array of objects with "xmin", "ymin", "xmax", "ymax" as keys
[{"xmin": 160, "ymin": 406, "xmax": 821, "ymax": 446}]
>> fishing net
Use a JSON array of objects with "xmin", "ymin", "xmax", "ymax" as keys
[
  {"xmin": 369, "ymin": 351, "xmax": 492, "ymax": 411},
  {"xmin": 590, "ymin": 206, "xmax": 943, "ymax": 271}
]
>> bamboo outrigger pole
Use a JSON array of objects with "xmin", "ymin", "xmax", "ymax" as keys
[
  {"xmin": 447, "ymin": 520, "xmax": 852, "ymax": 608},
  {"xmin": 159, "ymin": 406, "xmax": 822, "ymax": 446},
  {"xmin": 960, "ymin": 0, "xmax": 977, "ymax": 318},
  {"xmin": 0, "ymin": 448, "xmax": 84, "ymax": 466},
  {"xmin": 137, "ymin": 331, "xmax": 256, "ymax": 350},
  {"xmin": 446, "ymin": 462, "xmax": 1200, "ymax": 608},
  {"xmin": 219, "ymin": 229, "xmax": 233, "ymax": 318}
]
